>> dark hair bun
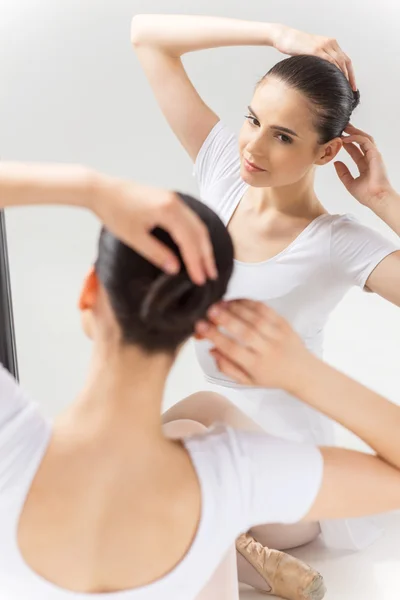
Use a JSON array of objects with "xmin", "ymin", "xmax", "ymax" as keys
[
  {"xmin": 140, "ymin": 271, "xmax": 214, "ymax": 335},
  {"xmin": 352, "ymin": 89, "xmax": 361, "ymax": 111},
  {"xmin": 96, "ymin": 192, "xmax": 234, "ymax": 352}
]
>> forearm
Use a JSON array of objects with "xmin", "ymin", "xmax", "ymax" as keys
[
  {"xmin": 291, "ymin": 354, "xmax": 400, "ymax": 470},
  {"xmin": 0, "ymin": 162, "xmax": 106, "ymax": 212},
  {"xmin": 131, "ymin": 14, "xmax": 279, "ymax": 57},
  {"xmin": 371, "ymin": 189, "xmax": 400, "ymax": 236}
]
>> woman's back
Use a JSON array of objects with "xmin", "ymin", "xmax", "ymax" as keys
[
  {"xmin": 17, "ymin": 420, "xmax": 200, "ymax": 594},
  {"xmin": 0, "ymin": 364, "xmax": 323, "ymax": 599}
]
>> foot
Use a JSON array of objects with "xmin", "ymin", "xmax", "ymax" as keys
[{"xmin": 236, "ymin": 533, "xmax": 326, "ymax": 600}]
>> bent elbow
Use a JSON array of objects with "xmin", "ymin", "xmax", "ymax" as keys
[{"xmin": 130, "ymin": 14, "xmax": 151, "ymax": 47}]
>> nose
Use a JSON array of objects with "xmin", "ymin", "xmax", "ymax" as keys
[{"xmin": 246, "ymin": 131, "xmax": 267, "ymax": 160}]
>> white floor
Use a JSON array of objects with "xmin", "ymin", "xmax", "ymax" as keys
[{"xmin": 239, "ymin": 511, "xmax": 400, "ymax": 600}]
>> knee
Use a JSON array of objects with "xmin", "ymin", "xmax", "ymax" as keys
[
  {"xmin": 183, "ymin": 391, "xmax": 234, "ymax": 416},
  {"xmin": 163, "ymin": 391, "xmax": 235, "ymax": 429},
  {"xmin": 185, "ymin": 391, "xmax": 229, "ymax": 404},
  {"xmin": 163, "ymin": 418, "xmax": 208, "ymax": 440}
]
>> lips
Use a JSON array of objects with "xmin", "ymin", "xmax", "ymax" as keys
[{"xmin": 244, "ymin": 158, "xmax": 266, "ymax": 172}]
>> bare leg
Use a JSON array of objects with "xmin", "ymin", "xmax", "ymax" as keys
[
  {"xmin": 250, "ymin": 522, "xmax": 321, "ymax": 552},
  {"xmin": 163, "ymin": 391, "xmax": 263, "ymax": 432},
  {"xmin": 163, "ymin": 419, "xmax": 239, "ymax": 600},
  {"xmin": 164, "ymin": 394, "xmax": 323, "ymax": 598}
]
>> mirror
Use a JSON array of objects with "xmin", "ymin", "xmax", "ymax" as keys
[
  {"xmin": 0, "ymin": 211, "xmax": 18, "ymax": 378},
  {"xmin": 1, "ymin": 2, "xmax": 399, "ymax": 600}
]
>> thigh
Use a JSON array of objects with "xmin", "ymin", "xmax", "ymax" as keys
[
  {"xmin": 195, "ymin": 547, "xmax": 239, "ymax": 600},
  {"xmin": 250, "ymin": 521, "xmax": 321, "ymax": 551},
  {"xmin": 163, "ymin": 419, "xmax": 239, "ymax": 600},
  {"xmin": 163, "ymin": 418, "xmax": 208, "ymax": 439}
]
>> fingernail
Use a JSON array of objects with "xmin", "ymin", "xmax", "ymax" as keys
[
  {"xmin": 210, "ymin": 264, "xmax": 218, "ymax": 280},
  {"xmin": 164, "ymin": 260, "xmax": 179, "ymax": 275},
  {"xmin": 196, "ymin": 321, "xmax": 209, "ymax": 334},
  {"xmin": 208, "ymin": 306, "xmax": 220, "ymax": 320},
  {"xmin": 195, "ymin": 272, "xmax": 206, "ymax": 286}
]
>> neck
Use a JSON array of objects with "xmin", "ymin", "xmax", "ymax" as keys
[
  {"xmin": 247, "ymin": 169, "xmax": 324, "ymax": 217},
  {"xmin": 56, "ymin": 341, "xmax": 175, "ymax": 449}
]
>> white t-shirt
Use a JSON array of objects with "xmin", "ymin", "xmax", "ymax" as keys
[
  {"xmin": 0, "ymin": 363, "xmax": 323, "ymax": 599},
  {"xmin": 193, "ymin": 121, "xmax": 399, "ymax": 392},
  {"xmin": 190, "ymin": 121, "xmax": 398, "ymax": 553}
]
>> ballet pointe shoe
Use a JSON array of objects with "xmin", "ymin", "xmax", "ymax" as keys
[{"xmin": 236, "ymin": 533, "xmax": 326, "ymax": 600}]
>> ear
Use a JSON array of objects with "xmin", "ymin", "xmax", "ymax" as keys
[
  {"xmin": 315, "ymin": 137, "xmax": 343, "ymax": 166},
  {"xmin": 78, "ymin": 267, "xmax": 99, "ymax": 310}
]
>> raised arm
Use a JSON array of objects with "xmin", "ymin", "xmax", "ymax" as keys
[
  {"xmin": 197, "ymin": 299, "xmax": 400, "ymax": 520},
  {"xmin": 131, "ymin": 14, "xmax": 355, "ymax": 162},
  {"xmin": 335, "ymin": 124, "xmax": 400, "ymax": 305},
  {"xmin": 0, "ymin": 162, "xmax": 216, "ymax": 284}
]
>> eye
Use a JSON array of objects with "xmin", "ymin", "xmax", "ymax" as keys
[
  {"xmin": 276, "ymin": 133, "xmax": 293, "ymax": 144},
  {"xmin": 244, "ymin": 115, "xmax": 260, "ymax": 127}
]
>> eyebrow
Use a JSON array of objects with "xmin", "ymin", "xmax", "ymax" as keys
[{"xmin": 247, "ymin": 106, "xmax": 300, "ymax": 138}]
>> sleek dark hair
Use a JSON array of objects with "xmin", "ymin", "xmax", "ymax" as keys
[
  {"xmin": 258, "ymin": 55, "xmax": 360, "ymax": 144},
  {"xmin": 94, "ymin": 193, "xmax": 234, "ymax": 353}
]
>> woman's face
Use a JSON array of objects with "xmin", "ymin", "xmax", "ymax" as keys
[{"xmin": 238, "ymin": 77, "xmax": 338, "ymax": 188}]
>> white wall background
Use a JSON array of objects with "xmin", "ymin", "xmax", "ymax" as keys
[{"xmin": 0, "ymin": 0, "xmax": 399, "ymax": 452}]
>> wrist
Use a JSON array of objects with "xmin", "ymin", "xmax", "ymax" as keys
[
  {"xmin": 86, "ymin": 171, "xmax": 116, "ymax": 217},
  {"xmin": 268, "ymin": 23, "xmax": 283, "ymax": 48},
  {"xmin": 364, "ymin": 186, "xmax": 396, "ymax": 211},
  {"xmin": 285, "ymin": 351, "xmax": 322, "ymax": 398},
  {"xmin": 369, "ymin": 188, "xmax": 400, "ymax": 235}
]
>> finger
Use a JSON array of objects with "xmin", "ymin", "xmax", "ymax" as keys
[
  {"xmin": 174, "ymin": 208, "xmax": 213, "ymax": 285},
  {"xmin": 341, "ymin": 136, "xmax": 381, "ymax": 168},
  {"xmin": 345, "ymin": 57, "xmax": 357, "ymax": 91},
  {"xmin": 205, "ymin": 305, "xmax": 262, "ymax": 351},
  {"xmin": 209, "ymin": 299, "xmax": 258, "ymax": 327},
  {"xmin": 195, "ymin": 320, "xmax": 256, "ymax": 365},
  {"xmin": 200, "ymin": 234, "xmax": 219, "ymax": 281},
  {"xmin": 159, "ymin": 203, "xmax": 210, "ymax": 285},
  {"xmin": 208, "ymin": 301, "xmax": 280, "ymax": 352},
  {"xmin": 328, "ymin": 41, "xmax": 356, "ymax": 88},
  {"xmin": 341, "ymin": 134, "xmax": 377, "ymax": 156},
  {"xmin": 222, "ymin": 300, "xmax": 284, "ymax": 342},
  {"xmin": 229, "ymin": 299, "xmax": 285, "ymax": 328},
  {"xmin": 210, "ymin": 349, "xmax": 252, "ymax": 385},
  {"xmin": 218, "ymin": 300, "xmax": 260, "ymax": 328},
  {"xmin": 327, "ymin": 48, "xmax": 349, "ymax": 81},
  {"xmin": 133, "ymin": 233, "xmax": 181, "ymax": 275},
  {"xmin": 175, "ymin": 200, "xmax": 219, "ymax": 281},
  {"xmin": 342, "ymin": 142, "xmax": 367, "ymax": 172},
  {"xmin": 343, "ymin": 124, "xmax": 374, "ymax": 144},
  {"xmin": 334, "ymin": 161, "xmax": 355, "ymax": 190},
  {"xmin": 320, "ymin": 50, "xmax": 342, "ymax": 73}
]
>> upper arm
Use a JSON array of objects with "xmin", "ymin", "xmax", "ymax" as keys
[
  {"xmin": 303, "ymin": 447, "xmax": 400, "ymax": 522},
  {"xmin": 0, "ymin": 363, "xmax": 29, "ymax": 429},
  {"xmin": 330, "ymin": 216, "xmax": 399, "ymax": 293},
  {"xmin": 0, "ymin": 363, "xmax": 49, "ymax": 495},
  {"xmin": 0, "ymin": 363, "xmax": 30, "ymax": 490},
  {"xmin": 131, "ymin": 42, "xmax": 219, "ymax": 163},
  {"xmin": 364, "ymin": 250, "xmax": 400, "ymax": 306}
]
